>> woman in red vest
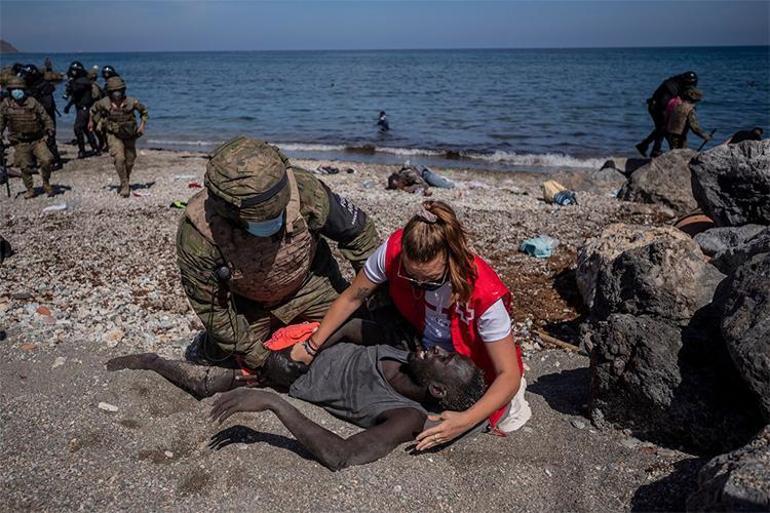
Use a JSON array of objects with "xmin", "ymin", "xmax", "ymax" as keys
[{"xmin": 292, "ymin": 200, "xmax": 530, "ymax": 450}]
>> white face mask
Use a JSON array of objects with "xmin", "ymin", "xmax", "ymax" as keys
[{"xmin": 243, "ymin": 212, "xmax": 284, "ymax": 238}]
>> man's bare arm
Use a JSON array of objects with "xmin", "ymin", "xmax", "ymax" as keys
[{"xmin": 210, "ymin": 389, "xmax": 425, "ymax": 470}]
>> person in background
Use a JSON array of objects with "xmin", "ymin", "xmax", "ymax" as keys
[
  {"xmin": 636, "ymin": 71, "xmax": 698, "ymax": 158},
  {"xmin": 0, "ymin": 76, "xmax": 55, "ymax": 198},
  {"xmin": 87, "ymin": 66, "xmax": 106, "ymax": 152},
  {"xmin": 377, "ymin": 111, "xmax": 390, "ymax": 132},
  {"xmin": 665, "ymin": 88, "xmax": 711, "ymax": 150},
  {"xmin": 290, "ymin": 200, "xmax": 531, "ymax": 450},
  {"xmin": 21, "ymin": 64, "xmax": 62, "ymax": 169},
  {"xmin": 63, "ymin": 61, "xmax": 100, "ymax": 159},
  {"xmin": 89, "ymin": 76, "xmax": 148, "ymax": 197},
  {"xmin": 728, "ymin": 127, "xmax": 763, "ymax": 144}
]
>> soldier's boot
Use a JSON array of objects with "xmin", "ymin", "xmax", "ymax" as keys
[
  {"xmin": 42, "ymin": 179, "xmax": 54, "ymax": 197},
  {"xmin": 22, "ymin": 172, "xmax": 36, "ymax": 199}
]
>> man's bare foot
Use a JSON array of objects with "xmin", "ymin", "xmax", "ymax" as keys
[{"xmin": 106, "ymin": 353, "xmax": 160, "ymax": 371}]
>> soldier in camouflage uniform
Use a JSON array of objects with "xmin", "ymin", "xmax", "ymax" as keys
[
  {"xmin": 177, "ymin": 136, "xmax": 380, "ymax": 369},
  {"xmin": 0, "ymin": 76, "xmax": 55, "ymax": 199},
  {"xmin": 665, "ymin": 88, "xmax": 711, "ymax": 150},
  {"xmin": 89, "ymin": 76, "xmax": 148, "ymax": 197},
  {"xmin": 87, "ymin": 67, "xmax": 106, "ymax": 152}
]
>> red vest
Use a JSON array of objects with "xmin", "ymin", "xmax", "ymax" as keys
[{"xmin": 384, "ymin": 229, "xmax": 523, "ymax": 428}]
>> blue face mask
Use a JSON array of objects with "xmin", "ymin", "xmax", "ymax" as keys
[
  {"xmin": 10, "ymin": 89, "xmax": 25, "ymax": 101},
  {"xmin": 243, "ymin": 212, "xmax": 284, "ymax": 238}
]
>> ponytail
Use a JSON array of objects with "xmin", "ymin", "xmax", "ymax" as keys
[{"xmin": 402, "ymin": 200, "xmax": 477, "ymax": 304}]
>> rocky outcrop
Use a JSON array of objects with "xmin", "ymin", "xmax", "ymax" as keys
[
  {"xmin": 690, "ymin": 140, "xmax": 770, "ymax": 226},
  {"xmin": 0, "ymin": 39, "xmax": 19, "ymax": 54},
  {"xmin": 687, "ymin": 425, "xmax": 770, "ymax": 512},
  {"xmin": 591, "ymin": 233, "xmax": 725, "ymax": 325},
  {"xmin": 588, "ymin": 312, "xmax": 763, "ymax": 455},
  {"xmin": 576, "ymin": 224, "xmax": 693, "ymax": 309},
  {"xmin": 583, "ymin": 224, "xmax": 765, "ymax": 454},
  {"xmin": 714, "ymin": 253, "xmax": 770, "ymax": 421},
  {"xmin": 619, "ymin": 149, "xmax": 698, "ymax": 216},
  {"xmin": 694, "ymin": 225, "xmax": 766, "ymax": 257},
  {"xmin": 711, "ymin": 228, "xmax": 770, "ymax": 275}
]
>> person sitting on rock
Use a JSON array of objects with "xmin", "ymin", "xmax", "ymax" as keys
[
  {"xmin": 727, "ymin": 127, "xmax": 763, "ymax": 145},
  {"xmin": 106, "ymin": 330, "xmax": 486, "ymax": 471},
  {"xmin": 665, "ymin": 88, "xmax": 711, "ymax": 150}
]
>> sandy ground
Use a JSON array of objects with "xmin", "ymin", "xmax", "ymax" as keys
[{"xmin": 0, "ymin": 145, "xmax": 703, "ymax": 512}]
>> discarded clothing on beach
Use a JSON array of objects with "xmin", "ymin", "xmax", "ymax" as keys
[
  {"xmin": 553, "ymin": 190, "xmax": 578, "ymax": 206},
  {"xmin": 420, "ymin": 167, "xmax": 455, "ymax": 189},
  {"xmin": 519, "ymin": 235, "xmax": 559, "ymax": 258},
  {"xmin": 315, "ymin": 165, "xmax": 340, "ymax": 175},
  {"xmin": 387, "ymin": 165, "xmax": 431, "ymax": 195}
]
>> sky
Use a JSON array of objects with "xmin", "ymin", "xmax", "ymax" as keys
[{"xmin": 1, "ymin": 0, "xmax": 768, "ymax": 53}]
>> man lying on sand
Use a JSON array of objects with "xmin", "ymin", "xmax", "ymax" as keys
[{"xmin": 107, "ymin": 328, "xmax": 486, "ymax": 470}]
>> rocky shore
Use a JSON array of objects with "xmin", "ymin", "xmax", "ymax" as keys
[{"xmin": 0, "ymin": 141, "xmax": 767, "ymax": 512}]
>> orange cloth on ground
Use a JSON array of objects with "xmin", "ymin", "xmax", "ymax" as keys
[{"xmin": 262, "ymin": 322, "xmax": 320, "ymax": 351}]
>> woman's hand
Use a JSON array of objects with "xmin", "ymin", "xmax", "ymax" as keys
[
  {"xmin": 290, "ymin": 342, "xmax": 314, "ymax": 365},
  {"xmin": 415, "ymin": 410, "xmax": 474, "ymax": 451},
  {"xmin": 209, "ymin": 389, "xmax": 277, "ymax": 424}
]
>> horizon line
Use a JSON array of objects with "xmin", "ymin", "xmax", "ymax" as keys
[{"xmin": 5, "ymin": 43, "xmax": 769, "ymax": 55}]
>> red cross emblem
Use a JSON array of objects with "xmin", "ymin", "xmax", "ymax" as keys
[{"xmin": 455, "ymin": 304, "xmax": 475, "ymax": 324}]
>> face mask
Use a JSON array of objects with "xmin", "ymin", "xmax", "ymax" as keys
[
  {"xmin": 10, "ymin": 89, "xmax": 25, "ymax": 101},
  {"xmin": 243, "ymin": 212, "xmax": 284, "ymax": 238},
  {"xmin": 110, "ymin": 91, "xmax": 124, "ymax": 101}
]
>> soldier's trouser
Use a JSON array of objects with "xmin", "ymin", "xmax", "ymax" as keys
[
  {"xmin": 74, "ymin": 107, "xmax": 98, "ymax": 153},
  {"xmin": 13, "ymin": 138, "xmax": 54, "ymax": 190},
  {"xmin": 107, "ymin": 133, "xmax": 137, "ymax": 185},
  {"xmin": 666, "ymin": 133, "xmax": 686, "ymax": 149},
  {"xmin": 44, "ymin": 110, "xmax": 62, "ymax": 164},
  {"xmin": 203, "ymin": 241, "xmax": 348, "ymax": 369}
]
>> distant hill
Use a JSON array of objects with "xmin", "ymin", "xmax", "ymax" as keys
[{"xmin": 0, "ymin": 40, "xmax": 19, "ymax": 53}]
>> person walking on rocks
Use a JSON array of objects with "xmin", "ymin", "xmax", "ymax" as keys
[
  {"xmin": 636, "ymin": 71, "xmax": 698, "ymax": 158},
  {"xmin": 665, "ymin": 88, "xmax": 711, "ymax": 150},
  {"xmin": 0, "ymin": 76, "xmax": 56, "ymax": 199},
  {"xmin": 89, "ymin": 76, "xmax": 148, "ymax": 198},
  {"xmin": 176, "ymin": 136, "xmax": 380, "ymax": 370}
]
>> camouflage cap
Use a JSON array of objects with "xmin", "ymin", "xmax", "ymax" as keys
[
  {"xmin": 6, "ymin": 76, "xmax": 25, "ymax": 89},
  {"xmin": 105, "ymin": 76, "xmax": 126, "ymax": 92},
  {"xmin": 205, "ymin": 136, "xmax": 290, "ymax": 222}
]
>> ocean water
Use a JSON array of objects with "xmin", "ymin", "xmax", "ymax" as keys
[{"xmin": 4, "ymin": 47, "xmax": 769, "ymax": 171}]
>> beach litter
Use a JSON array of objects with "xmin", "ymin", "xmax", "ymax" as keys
[
  {"xmin": 42, "ymin": 203, "xmax": 68, "ymax": 213},
  {"xmin": 169, "ymin": 200, "xmax": 188, "ymax": 209},
  {"xmin": 519, "ymin": 235, "xmax": 559, "ymax": 258},
  {"xmin": 542, "ymin": 180, "xmax": 577, "ymax": 205},
  {"xmin": 421, "ymin": 167, "xmax": 455, "ymax": 189},
  {"xmin": 132, "ymin": 191, "xmax": 151, "ymax": 197},
  {"xmin": 553, "ymin": 190, "xmax": 578, "ymax": 206},
  {"xmin": 174, "ymin": 174, "xmax": 196, "ymax": 180},
  {"xmin": 188, "ymin": 181, "xmax": 203, "ymax": 189},
  {"xmin": 97, "ymin": 402, "xmax": 119, "ymax": 413}
]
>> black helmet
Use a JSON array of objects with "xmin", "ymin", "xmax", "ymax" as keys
[
  {"xmin": 101, "ymin": 65, "xmax": 118, "ymax": 80},
  {"xmin": 67, "ymin": 60, "xmax": 85, "ymax": 78},
  {"xmin": 11, "ymin": 62, "xmax": 24, "ymax": 74},
  {"xmin": 680, "ymin": 71, "xmax": 698, "ymax": 86},
  {"xmin": 21, "ymin": 64, "xmax": 40, "ymax": 78}
]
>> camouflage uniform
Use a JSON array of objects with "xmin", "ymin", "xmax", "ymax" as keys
[
  {"xmin": 666, "ymin": 88, "xmax": 709, "ymax": 149},
  {"xmin": 177, "ymin": 137, "xmax": 379, "ymax": 369},
  {"xmin": 0, "ymin": 77, "xmax": 55, "ymax": 198},
  {"xmin": 90, "ymin": 77, "xmax": 149, "ymax": 197}
]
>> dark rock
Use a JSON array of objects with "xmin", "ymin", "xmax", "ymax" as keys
[
  {"xmin": 694, "ymin": 225, "xmax": 766, "ymax": 257},
  {"xmin": 619, "ymin": 149, "xmax": 698, "ymax": 216},
  {"xmin": 690, "ymin": 140, "xmax": 770, "ymax": 226},
  {"xmin": 588, "ymin": 312, "xmax": 764, "ymax": 455},
  {"xmin": 686, "ymin": 425, "xmax": 770, "ymax": 512},
  {"xmin": 711, "ymin": 229, "xmax": 770, "ymax": 275},
  {"xmin": 592, "ymin": 231, "xmax": 725, "ymax": 325},
  {"xmin": 576, "ymin": 224, "xmax": 693, "ymax": 310},
  {"xmin": 714, "ymin": 253, "xmax": 770, "ymax": 420}
]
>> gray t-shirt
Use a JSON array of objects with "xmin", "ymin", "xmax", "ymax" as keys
[{"xmin": 289, "ymin": 343, "xmax": 426, "ymax": 428}]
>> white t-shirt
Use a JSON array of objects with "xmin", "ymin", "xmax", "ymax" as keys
[{"xmin": 363, "ymin": 238, "xmax": 512, "ymax": 351}]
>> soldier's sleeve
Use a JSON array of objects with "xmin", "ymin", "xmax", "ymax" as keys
[
  {"xmin": 688, "ymin": 110, "xmax": 708, "ymax": 140},
  {"xmin": 295, "ymin": 170, "xmax": 380, "ymax": 271},
  {"xmin": 0, "ymin": 103, "xmax": 6, "ymax": 135},
  {"xmin": 134, "ymin": 99, "xmax": 149, "ymax": 123},
  {"xmin": 176, "ymin": 216, "xmax": 256, "ymax": 354}
]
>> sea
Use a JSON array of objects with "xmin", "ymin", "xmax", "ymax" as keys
[{"xmin": 3, "ymin": 46, "xmax": 769, "ymax": 172}]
